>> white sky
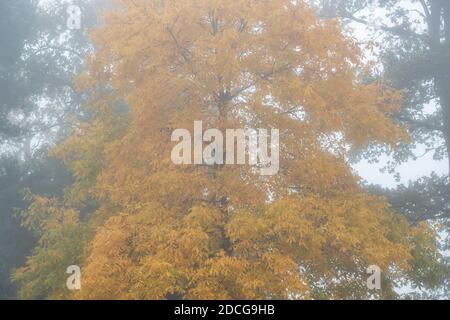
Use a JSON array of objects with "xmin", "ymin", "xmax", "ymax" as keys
[{"xmin": 354, "ymin": 155, "xmax": 448, "ymax": 188}]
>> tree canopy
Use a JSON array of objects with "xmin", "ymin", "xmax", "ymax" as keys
[{"xmin": 12, "ymin": 0, "xmax": 446, "ymax": 299}]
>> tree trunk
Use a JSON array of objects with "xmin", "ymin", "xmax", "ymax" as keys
[{"xmin": 431, "ymin": 0, "xmax": 450, "ymax": 174}]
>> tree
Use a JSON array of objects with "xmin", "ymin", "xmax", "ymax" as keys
[
  {"xmin": 15, "ymin": 0, "xmax": 445, "ymax": 299},
  {"xmin": 309, "ymin": 0, "xmax": 450, "ymax": 298},
  {"xmin": 0, "ymin": 0, "xmax": 103, "ymax": 299},
  {"xmin": 376, "ymin": 0, "xmax": 450, "ymax": 225},
  {"xmin": 0, "ymin": 0, "xmax": 36, "ymax": 141},
  {"xmin": 0, "ymin": 0, "xmax": 39, "ymax": 299},
  {"xmin": 312, "ymin": 0, "xmax": 450, "ymax": 221}
]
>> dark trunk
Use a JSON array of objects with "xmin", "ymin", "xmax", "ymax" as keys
[
  {"xmin": 430, "ymin": 1, "xmax": 450, "ymax": 174},
  {"xmin": 442, "ymin": 2, "xmax": 450, "ymax": 173}
]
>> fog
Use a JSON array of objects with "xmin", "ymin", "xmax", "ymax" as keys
[{"xmin": 2, "ymin": 0, "xmax": 450, "ymax": 301}]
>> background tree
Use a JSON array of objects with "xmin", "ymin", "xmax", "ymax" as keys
[
  {"xmin": 313, "ymin": 0, "xmax": 450, "ymax": 219},
  {"xmin": 14, "ymin": 0, "xmax": 445, "ymax": 299},
  {"xmin": 0, "ymin": 0, "xmax": 36, "ymax": 141},
  {"xmin": 0, "ymin": 0, "xmax": 102, "ymax": 299},
  {"xmin": 0, "ymin": 0, "xmax": 40, "ymax": 299},
  {"xmin": 310, "ymin": 0, "xmax": 450, "ymax": 297}
]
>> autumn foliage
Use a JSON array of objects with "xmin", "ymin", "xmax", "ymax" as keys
[{"xmin": 13, "ymin": 0, "xmax": 443, "ymax": 299}]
